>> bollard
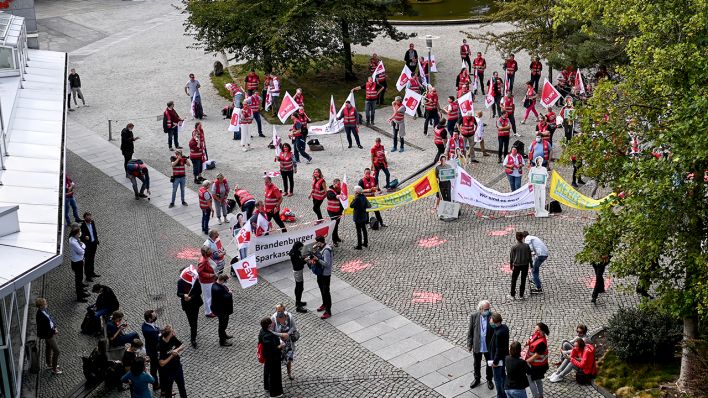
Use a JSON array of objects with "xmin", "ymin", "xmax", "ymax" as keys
[{"xmin": 108, "ymin": 119, "xmax": 113, "ymax": 141}]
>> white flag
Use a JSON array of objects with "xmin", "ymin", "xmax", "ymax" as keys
[
  {"xmin": 395, "ymin": 65, "xmax": 413, "ymax": 92},
  {"xmin": 430, "ymin": 54, "xmax": 438, "ymax": 73},
  {"xmin": 272, "ymin": 126, "xmax": 281, "ymax": 157},
  {"xmin": 264, "ymin": 88, "xmax": 273, "ymax": 111},
  {"xmin": 338, "ymin": 175, "xmax": 349, "ymax": 209},
  {"xmin": 232, "ymin": 255, "xmax": 258, "ymax": 289},
  {"xmin": 574, "ymin": 69, "xmax": 586, "ymax": 95},
  {"xmin": 485, "ymin": 78, "xmax": 495, "ymax": 109},
  {"xmin": 371, "ymin": 61, "xmax": 385, "ymax": 80},
  {"xmin": 402, "ymin": 88, "xmax": 423, "ymax": 117},
  {"xmin": 228, "ymin": 108, "xmax": 241, "ymax": 132},
  {"xmin": 457, "ymin": 91, "xmax": 474, "ymax": 116},
  {"xmin": 418, "ymin": 63, "xmax": 428, "ymax": 87},
  {"xmin": 337, "ymin": 91, "xmax": 356, "ymax": 118}
]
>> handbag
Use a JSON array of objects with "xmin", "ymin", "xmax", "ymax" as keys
[
  {"xmin": 290, "ymin": 329, "xmax": 300, "ymax": 343},
  {"xmin": 523, "ymin": 98, "xmax": 532, "ymax": 108},
  {"xmin": 170, "ymin": 176, "xmax": 175, "ymax": 183}
]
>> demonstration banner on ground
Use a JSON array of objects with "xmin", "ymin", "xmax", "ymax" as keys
[
  {"xmin": 247, "ymin": 220, "xmax": 336, "ymax": 267},
  {"xmin": 549, "ymin": 171, "xmax": 615, "ymax": 210},
  {"xmin": 453, "ymin": 167, "xmax": 535, "ymax": 211},
  {"xmin": 343, "ymin": 168, "xmax": 439, "ymax": 214},
  {"xmin": 232, "ymin": 254, "xmax": 258, "ymax": 289},
  {"xmin": 310, "ymin": 96, "xmax": 344, "ymax": 135}
]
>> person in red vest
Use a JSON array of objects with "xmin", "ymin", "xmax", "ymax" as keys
[
  {"xmin": 211, "ymin": 173, "xmax": 230, "ymax": 225},
  {"xmin": 240, "ymin": 98, "xmax": 254, "ymax": 151},
  {"xmin": 244, "ymin": 69, "xmax": 260, "ymax": 96},
  {"xmin": 352, "ymin": 77, "xmax": 383, "ymax": 125},
  {"xmin": 423, "ymin": 86, "xmax": 440, "ymax": 136},
  {"xmin": 358, "ymin": 168, "xmax": 386, "ymax": 228},
  {"xmin": 197, "ymin": 245, "xmax": 216, "ymax": 316},
  {"xmin": 504, "ymin": 145, "xmax": 525, "ymax": 191},
  {"xmin": 522, "ymin": 81, "xmax": 539, "ymax": 124},
  {"xmin": 544, "ymin": 108, "xmax": 557, "ymax": 146},
  {"xmin": 198, "ymin": 180, "xmax": 213, "ymax": 235},
  {"xmin": 529, "ymin": 136, "xmax": 552, "ymax": 168},
  {"xmin": 289, "ymin": 109, "xmax": 312, "ymax": 163},
  {"xmin": 496, "ymin": 112, "xmax": 512, "ymax": 163},
  {"xmin": 432, "ymin": 119, "xmax": 448, "ymax": 163},
  {"xmin": 337, "ymin": 101, "xmax": 363, "ymax": 149},
  {"xmin": 535, "ymin": 117, "xmax": 551, "ymax": 143},
  {"xmin": 369, "ymin": 53, "xmax": 388, "ymax": 105},
  {"xmin": 326, "ymin": 179, "xmax": 344, "ymax": 246},
  {"xmin": 456, "ymin": 83, "xmax": 471, "ymax": 103},
  {"xmin": 261, "ymin": 73, "xmax": 272, "ymax": 111},
  {"xmin": 442, "ymin": 96, "xmax": 460, "ymax": 136},
  {"xmin": 446, "ymin": 129, "xmax": 465, "ymax": 161},
  {"xmin": 169, "ymin": 150, "xmax": 191, "ymax": 208},
  {"xmin": 504, "ymin": 54, "xmax": 519, "ymax": 92},
  {"xmin": 502, "ymin": 91, "xmax": 517, "ymax": 137},
  {"xmin": 524, "ymin": 322, "xmax": 550, "ymax": 396},
  {"xmin": 293, "ymin": 88, "xmax": 304, "ymax": 109},
  {"xmin": 370, "ymin": 137, "xmax": 390, "ymax": 188},
  {"xmin": 387, "ymin": 96, "xmax": 406, "ymax": 152},
  {"xmin": 460, "ymin": 39, "xmax": 472, "ymax": 71},
  {"xmin": 269, "ymin": 74, "xmax": 281, "ymax": 114},
  {"xmin": 407, "ymin": 75, "xmax": 424, "ymax": 118},
  {"xmin": 456, "ymin": 67, "xmax": 471, "ymax": 92},
  {"xmin": 530, "ymin": 56, "xmax": 543, "ymax": 92},
  {"xmin": 163, "ymin": 101, "xmax": 183, "ymax": 151},
  {"xmin": 249, "ymin": 93, "xmax": 265, "ymax": 137},
  {"xmin": 472, "ymin": 52, "xmax": 487, "ymax": 95},
  {"xmin": 459, "ymin": 112, "xmax": 479, "ymax": 163},
  {"xmin": 126, "ymin": 159, "xmax": 150, "ymax": 200},
  {"xmin": 233, "ymin": 185, "xmax": 256, "ymax": 220},
  {"xmin": 308, "ymin": 168, "xmax": 327, "ymax": 220},
  {"xmin": 189, "ymin": 124, "xmax": 205, "ymax": 184},
  {"xmin": 263, "ymin": 176, "xmax": 287, "ymax": 232},
  {"xmin": 275, "ymin": 143, "xmax": 296, "ymax": 196},
  {"xmin": 488, "ymin": 72, "xmax": 504, "ymax": 118}
]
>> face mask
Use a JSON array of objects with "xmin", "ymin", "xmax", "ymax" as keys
[
  {"xmin": 536, "ymin": 137, "xmax": 541, "ymax": 143},
  {"xmin": 490, "ymin": 323, "xmax": 497, "ymax": 329},
  {"xmin": 483, "ymin": 310, "xmax": 491, "ymax": 317},
  {"xmin": 276, "ymin": 312, "xmax": 285, "ymax": 318}
]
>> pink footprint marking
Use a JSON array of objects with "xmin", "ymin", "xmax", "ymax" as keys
[
  {"xmin": 341, "ymin": 259, "xmax": 373, "ymax": 273},
  {"xmin": 418, "ymin": 236, "xmax": 448, "ymax": 248},
  {"xmin": 487, "ymin": 224, "xmax": 517, "ymax": 237},
  {"xmin": 175, "ymin": 247, "xmax": 201, "ymax": 260},
  {"xmin": 412, "ymin": 291, "xmax": 443, "ymax": 303},
  {"xmin": 585, "ymin": 276, "xmax": 613, "ymax": 290},
  {"xmin": 499, "ymin": 263, "xmax": 513, "ymax": 274}
]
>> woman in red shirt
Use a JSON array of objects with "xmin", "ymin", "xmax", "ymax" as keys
[{"xmin": 275, "ymin": 143, "xmax": 296, "ymax": 196}]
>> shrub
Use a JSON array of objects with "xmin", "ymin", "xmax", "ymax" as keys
[{"xmin": 606, "ymin": 306, "xmax": 682, "ymax": 362}]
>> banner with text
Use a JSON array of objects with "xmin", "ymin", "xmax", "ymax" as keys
[
  {"xmin": 248, "ymin": 220, "xmax": 335, "ymax": 267},
  {"xmin": 343, "ymin": 168, "xmax": 439, "ymax": 214},
  {"xmin": 549, "ymin": 171, "xmax": 615, "ymax": 210},
  {"xmin": 453, "ymin": 167, "xmax": 535, "ymax": 211}
]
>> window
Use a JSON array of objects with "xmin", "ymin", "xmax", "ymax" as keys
[{"xmin": 0, "ymin": 47, "xmax": 14, "ymax": 70}]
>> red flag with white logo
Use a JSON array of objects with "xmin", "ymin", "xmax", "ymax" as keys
[
  {"xmin": 264, "ymin": 89, "xmax": 273, "ymax": 111},
  {"xmin": 179, "ymin": 264, "xmax": 198, "ymax": 285},
  {"xmin": 457, "ymin": 91, "xmax": 474, "ymax": 115},
  {"xmin": 277, "ymin": 91, "xmax": 298, "ymax": 123},
  {"xmin": 232, "ymin": 254, "xmax": 258, "ymax": 288},
  {"xmin": 371, "ymin": 61, "xmax": 385, "ymax": 80},
  {"xmin": 403, "ymin": 88, "xmax": 423, "ymax": 116},
  {"xmin": 396, "ymin": 65, "xmax": 413, "ymax": 91},
  {"xmin": 540, "ymin": 79, "xmax": 561, "ymax": 108},
  {"xmin": 338, "ymin": 175, "xmax": 349, "ymax": 209}
]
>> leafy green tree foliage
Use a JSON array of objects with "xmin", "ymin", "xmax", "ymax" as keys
[{"xmin": 560, "ymin": 0, "xmax": 707, "ymax": 391}]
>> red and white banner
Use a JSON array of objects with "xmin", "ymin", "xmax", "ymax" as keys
[
  {"xmin": 403, "ymin": 88, "xmax": 423, "ymax": 116},
  {"xmin": 540, "ymin": 79, "xmax": 561, "ymax": 108},
  {"xmin": 179, "ymin": 264, "xmax": 198, "ymax": 285},
  {"xmin": 371, "ymin": 61, "xmax": 385, "ymax": 80},
  {"xmin": 310, "ymin": 95, "xmax": 344, "ymax": 135},
  {"xmin": 471, "ymin": 73, "xmax": 478, "ymax": 92},
  {"xmin": 453, "ymin": 167, "xmax": 535, "ymax": 211},
  {"xmin": 484, "ymin": 78, "xmax": 495, "ymax": 109},
  {"xmin": 430, "ymin": 54, "xmax": 438, "ymax": 73},
  {"xmin": 337, "ymin": 91, "xmax": 356, "ymax": 117},
  {"xmin": 457, "ymin": 91, "xmax": 474, "ymax": 115},
  {"xmin": 418, "ymin": 62, "xmax": 428, "ymax": 87},
  {"xmin": 264, "ymin": 89, "xmax": 273, "ymax": 111},
  {"xmin": 248, "ymin": 220, "xmax": 336, "ymax": 267},
  {"xmin": 235, "ymin": 224, "xmax": 252, "ymax": 250},
  {"xmin": 396, "ymin": 65, "xmax": 413, "ymax": 91},
  {"xmin": 228, "ymin": 108, "xmax": 241, "ymax": 132},
  {"xmin": 277, "ymin": 91, "xmax": 299, "ymax": 123},
  {"xmin": 232, "ymin": 254, "xmax": 258, "ymax": 289},
  {"xmin": 504, "ymin": 78, "xmax": 510, "ymax": 95},
  {"xmin": 339, "ymin": 175, "xmax": 349, "ymax": 209},
  {"xmin": 574, "ymin": 70, "xmax": 585, "ymax": 95},
  {"xmin": 272, "ymin": 126, "xmax": 281, "ymax": 157}
]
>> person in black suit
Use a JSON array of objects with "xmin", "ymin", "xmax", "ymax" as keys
[
  {"xmin": 120, "ymin": 123, "xmax": 139, "ymax": 177},
  {"xmin": 211, "ymin": 274, "xmax": 234, "ymax": 347},
  {"xmin": 36, "ymin": 298, "xmax": 62, "ymax": 375},
  {"xmin": 92, "ymin": 284, "xmax": 119, "ymax": 318},
  {"xmin": 177, "ymin": 272, "xmax": 203, "ymax": 348},
  {"xmin": 490, "ymin": 312, "xmax": 510, "ymax": 398},
  {"xmin": 80, "ymin": 212, "xmax": 100, "ymax": 281},
  {"xmin": 141, "ymin": 310, "xmax": 160, "ymax": 391}
]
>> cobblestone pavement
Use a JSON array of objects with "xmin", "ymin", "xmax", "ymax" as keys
[{"xmin": 32, "ymin": 1, "xmax": 631, "ymax": 397}]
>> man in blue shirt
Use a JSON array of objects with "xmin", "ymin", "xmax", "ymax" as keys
[{"xmin": 522, "ymin": 231, "xmax": 550, "ymax": 294}]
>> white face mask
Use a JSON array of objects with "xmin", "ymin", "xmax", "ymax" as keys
[{"xmin": 536, "ymin": 137, "xmax": 541, "ymax": 143}]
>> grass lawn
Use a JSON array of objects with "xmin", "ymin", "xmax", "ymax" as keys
[
  {"xmin": 596, "ymin": 349, "xmax": 681, "ymax": 398},
  {"xmin": 211, "ymin": 55, "xmax": 407, "ymax": 123}
]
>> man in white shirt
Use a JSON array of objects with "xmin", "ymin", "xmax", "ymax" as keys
[
  {"xmin": 474, "ymin": 111, "xmax": 489, "ymax": 157},
  {"xmin": 522, "ymin": 231, "xmax": 549, "ymax": 294}
]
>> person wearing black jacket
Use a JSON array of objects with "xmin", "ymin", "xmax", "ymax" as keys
[
  {"xmin": 259, "ymin": 317, "xmax": 284, "ymax": 398},
  {"xmin": 36, "ymin": 298, "xmax": 62, "ymax": 375},
  {"xmin": 509, "ymin": 232, "xmax": 533, "ymax": 300},
  {"xmin": 349, "ymin": 186, "xmax": 371, "ymax": 250},
  {"xmin": 92, "ymin": 284, "xmax": 119, "ymax": 318},
  {"xmin": 403, "ymin": 43, "xmax": 419, "ymax": 71},
  {"xmin": 68, "ymin": 68, "xmax": 86, "ymax": 106},
  {"xmin": 80, "ymin": 212, "xmax": 100, "ymax": 281},
  {"xmin": 490, "ymin": 312, "xmax": 510, "ymax": 398},
  {"xmin": 120, "ymin": 123, "xmax": 139, "ymax": 176},
  {"xmin": 288, "ymin": 242, "xmax": 308, "ymax": 313},
  {"xmin": 141, "ymin": 310, "xmax": 160, "ymax": 391},
  {"xmin": 211, "ymin": 274, "xmax": 234, "ymax": 346},
  {"xmin": 504, "ymin": 341, "xmax": 530, "ymax": 397},
  {"xmin": 177, "ymin": 275, "xmax": 203, "ymax": 349}
]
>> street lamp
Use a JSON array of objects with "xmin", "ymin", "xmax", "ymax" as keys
[{"xmin": 424, "ymin": 35, "xmax": 439, "ymax": 83}]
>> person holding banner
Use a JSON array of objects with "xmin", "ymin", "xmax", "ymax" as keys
[
  {"xmin": 197, "ymin": 245, "xmax": 216, "ymax": 317},
  {"xmin": 326, "ymin": 179, "xmax": 344, "ymax": 247},
  {"xmin": 505, "ymin": 145, "xmax": 526, "ymax": 192},
  {"xmin": 338, "ymin": 101, "xmax": 363, "ymax": 149},
  {"xmin": 423, "ymin": 86, "xmax": 441, "ymax": 136},
  {"xmin": 359, "ymin": 168, "xmax": 385, "ymax": 228},
  {"xmin": 370, "ymin": 54, "xmax": 388, "ymax": 105},
  {"xmin": 457, "ymin": 83, "xmax": 471, "ymax": 104},
  {"xmin": 275, "ymin": 143, "xmax": 296, "ymax": 196},
  {"xmin": 435, "ymin": 155, "xmax": 453, "ymax": 208},
  {"xmin": 472, "ymin": 53, "xmax": 487, "ymax": 96},
  {"xmin": 309, "ymin": 169, "xmax": 326, "ymax": 220},
  {"xmin": 177, "ymin": 269, "xmax": 202, "ymax": 349},
  {"xmin": 371, "ymin": 138, "xmax": 391, "ymax": 188},
  {"xmin": 264, "ymin": 176, "xmax": 287, "ymax": 232},
  {"xmin": 388, "ymin": 96, "xmax": 406, "ymax": 152},
  {"xmin": 496, "ymin": 112, "xmax": 512, "ymax": 164},
  {"xmin": 460, "ymin": 39, "xmax": 472, "ymax": 71},
  {"xmin": 352, "ymin": 77, "xmax": 383, "ymax": 125}
]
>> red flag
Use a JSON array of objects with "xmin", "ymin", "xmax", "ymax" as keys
[
  {"xmin": 574, "ymin": 70, "xmax": 585, "ymax": 95},
  {"xmin": 403, "ymin": 88, "xmax": 423, "ymax": 116},
  {"xmin": 484, "ymin": 78, "xmax": 495, "ymax": 109},
  {"xmin": 179, "ymin": 265, "xmax": 198, "ymax": 285},
  {"xmin": 277, "ymin": 92, "xmax": 298, "ymax": 123},
  {"xmin": 539, "ymin": 79, "xmax": 561, "ymax": 108},
  {"xmin": 371, "ymin": 61, "xmax": 385, "ymax": 80},
  {"xmin": 396, "ymin": 65, "xmax": 413, "ymax": 91}
]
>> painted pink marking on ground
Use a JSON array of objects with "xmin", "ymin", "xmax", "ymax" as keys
[
  {"xmin": 412, "ymin": 291, "xmax": 443, "ymax": 303},
  {"xmin": 341, "ymin": 259, "xmax": 373, "ymax": 273},
  {"xmin": 174, "ymin": 247, "xmax": 201, "ymax": 260},
  {"xmin": 499, "ymin": 263, "xmax": 513, "ymax": 274},
  {"xmin": 585, "ymin": 277, "xmax": 613, "ymax": 290},
  {"xmin": 418, "ymin": 236, "xmax": 448, "ymax": 248},
  {"xmin": 487, "ymin": 224, "xmax": 518, "ymax": 237}
]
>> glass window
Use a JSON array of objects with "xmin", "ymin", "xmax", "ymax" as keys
[{"xmin": 0, "ymin": 47, "xmax": 14, "ymax": 70}]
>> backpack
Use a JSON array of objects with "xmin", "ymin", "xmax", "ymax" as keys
[
  {"xmin": 257, "ymin": 342, "xmax": 265, "ymax": 363},
  {"xmin": 126, "ymin": 159, "xmax": 144, "ymax": 176},
  {"xmin": 80, "ymin": 308, "xmax": 101, "ymax": 336},
  {"xmin": 226, "ymin": 199, "xmax": 237, "ymax": 214},
  {"xmin": 369, "ymin": 216, "xmax": 379, "ymax": 230},
  {"xmin": 549, "ymin": 200, "xmax": 562, "ymax": 213}
]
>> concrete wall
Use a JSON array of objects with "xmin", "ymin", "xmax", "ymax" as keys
[{"xmin": 4, "ymin": 0, "xmax": 38, "ymax": 49}]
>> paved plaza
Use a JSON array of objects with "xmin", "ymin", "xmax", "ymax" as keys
[{"xmin": 30, "ymin": 1, "xmax": 637, "ymax": 397}]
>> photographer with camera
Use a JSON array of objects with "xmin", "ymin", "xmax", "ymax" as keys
[
  {"xmin": 307, "ymin": 236, "xmax": 333, "ymax": 319},
  {"xmin": 169, "ymin": 150, "xmax": 191, "ymax": 208}
]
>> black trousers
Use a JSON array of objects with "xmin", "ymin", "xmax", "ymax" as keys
[
  {"xmin": 510, "ymin": 265, "xmax": 529, "ymax": 298},
  {"xmin": 264, "ymin": 357, "xmax": 283, "ymax": 397},
  {"xmin": 122, "ymin": 151, "xmax": 132, "ymax": 175},
  {"xmin": 267, "ymin": 210, "xmax": 287, "ymax": 232},
  {"xmin": 218, "ymin": 314, "xmax": 229, "ymax": 343},
  {"xmin": 530, "ymin": 74, "xmax": 541, "ymax": 92},
  {"xmin": 434, "ymin": 143, "xmax": 445, "ymax": 163},
  {"xmin": 71, "ymin": 260, "xmax": 84, "ymax": 299},
  {"xmin": 592, "ymin": 263, "xmax": 606, "ymax": 299},
  {"xmin": 281, "ymin": 170, "xmax": 294, "ymax": 194},
  {"xmin": 327, "ymin": 211, "xmax": 342, "ymax": 242},
  {"xmin": 355, "ymin": 220, "xmax": 368, "ymax": 248},
  {"xmin": 462, "ymin": 56, "xmax": 472, "ymax": 72},
  {"xmin": 373, "ymin": 210, "xmax": 383, "ymax": 226},
  {"xmin": 84, "ymin": 242, "xmax": 97, "ymax": 278},
  {"xmin": 317, "ymin": 275, "xmax": 332, "ymax": 313},
  {"xmin": 312, "ymin": 199, "xmax": 323, "ymax": 220},
  {"xmin": 377, "ymin": 80, "xmax": 388, "ymax": 105},
  {"xmin": 423, "ymin": 109, "xmax": 440, "ymax": 136},
  {"xmin": 473, "ymin": 351, "xmax": 493, "ymax": 381},
  {"xmin": 147, "ymin": 352, "xmax": 159, "ymax": 388},
  {"xmin": 344, "ymin": 126, "xmax": 361, "ymax": 147},
  {"xmin": 184, "ymin": 307, "xmax": 199, "ymax": 342},
  {"xmin": 497, "ymin": 136, "xmax": 510, "ymax": 161},
  {"xmin": 295, "ymin": 280, "xmax": 304, "ymax": 306},
  {"xmin": 492, "ymin": 95, "xmax": 502, "ymax": 118}
]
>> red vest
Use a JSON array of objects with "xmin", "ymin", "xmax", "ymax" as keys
[
  {"xmin": 409, "ymin": 77, "xmax": 421, "ymax": 93},
  {"xmin": 246, "ymin": 74, "xmax": 259, "ymax": 91},
  {"xmin": 198, "ymin": 187, "xmax": 211, "ymax": 209},
  {"xmin": 376, "ymin": 70, "xmax": 386, "ymax": 83},
  {"xmin": 365, "ymin": 81, "xmax": 378, "ymax": 101},
  {"xmin": 342, "ymin": 106, "xmax": 357, "ymax": 126},
  {"xmin": 460, "ymin": 44, "xmax": 470, "ymax": 57},
  {"xmin": 241, "ymin": 107, "xmax": 253, "ymax": 124},
  {"xmin": 264, "ymin": 184, "xmax": 281, "ymax": 212},
  {"xmin": 447, "ymin": 102, "xmax": 460, "ymax": 121},
  {"xmin": 530, "ymin": 61, "xmax": 542, "ymax": 75},
  {"xmin": 249, "ymin": 95, "xmax": 261, "ymax": 112},
  {"xmin": 326, "ymin": 189, "xmax": 342, "ymax": 213},
  {"xmin": 457, "ymin": 73, "xmax": 470, "ymax": 90},
  {"xmin": 503, "ymin": 96, "xmax": 515, "ymax": 113},
  {"xmin": 505, "ymin": 153, "xmax": 524, "ymax": 175},
  {"xmin": 213, "ymin": 178, "xmax": 229, "ymax": 199},
  {"xmin": 311, "ymin": 178, "xmax": 326, "ymax": 201},
  {"xmin": 530, "ymin": 140, "xmax": 550, "ymax": 161},
  {"xmin": 296, "ymin": 113, "xmax": 308, "ymax": 129},
  {"xmin": 294, "ymin": 93, "xmax": 304, "ymax": 106},
  {"xmin": 392, "ymin": 103, "xmax": 405, "ymax": 122},
  {"xmin": 189, "ymin": 137, "xmax": 202, "ymax": 159},
  {"xmin": 360, "ymin": 176, "xmax": 377, "ymax": 197},
  {"xmin": 460, "ymin": 116, "xmax": 476, "ymax": 137},
  {"xmin": 372, "ymin": 144, "xmax": 387, "ymax": 166},
  {"xmin": 457, "ymin": 88, "xmax": 470, "ymax": 99},
  {"xmin": 447, "ymin": 136, "xmax": 465, "ymax": 157},
  {"xmin": 433, "ymin": 127, "xmax": 446, "ymax": 145},
  {"xmin": 505, "ymin": 59, "xmax": 517, "ymax": 75},
  {"xmin": 425, "ymin": 92, "xmax": 438, "ymax": 111},
  {"xmin": 472, "ymin": 57, "xmax": 486, "ymax": 72},
  {"xmin": 497, "ymin": 117, "xmax": 510, "ymax": 137},
  {"xmin": 525, "ymin": 333, "xmax": 549, "ymax": 367},
  {"xmin": 234, "ymin": 189, "xmax": 254, "ymax": 204},
  {"xmin": 172, "ymin": 158, "xmax": 186, "ymax": 177},
  {"xmin": 278, "ymin": 152, "xmax": 294, "ymax": 171}
]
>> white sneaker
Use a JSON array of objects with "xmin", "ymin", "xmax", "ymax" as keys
[
  {"xmin": 506, "ymin": 294, "xmax": 516, "ymax": 300},
  {"xmin": 218, "ymin": 219, "xmax": 222, "ymax": 225},
  {"xmin": 548, "ymin": 373, "xmax": 562, "ymax": 383}
]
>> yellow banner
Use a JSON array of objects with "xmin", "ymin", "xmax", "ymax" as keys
[
  {"xmin": 343, "ymin": 168, "xmax": 439, "ymax": 214},
  {"xmin": 549, "ymin": 171, "xmax": 615, "ymax": 210}
]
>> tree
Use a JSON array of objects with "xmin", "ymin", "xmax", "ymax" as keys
[{"xmin": 561, "ymin": 0, "xmax": 707, "ymax": 392}]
